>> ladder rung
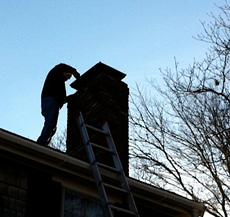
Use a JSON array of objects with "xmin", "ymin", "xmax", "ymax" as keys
[
  {"xmin": 97, "ymin": 162, "xmax": 121, "ymax": 174},
  {"xmin": 103, "ymin": 183, "xmax": 128, "ymax": 194},
  {"xmin": 91, "ymin": 142, "xmax": 115, "ymax": 153},
  {"xmin": 110, "ymin": 204, "xmax": 136, "ymax": 216},
  {"xmin": 85, "ymin": 124, "xmax": 108, "ymax": 135}
]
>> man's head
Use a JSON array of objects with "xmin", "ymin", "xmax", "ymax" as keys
[{"xmin": 63, "ymin": 72, "xmax": 72, "ymax": 81}]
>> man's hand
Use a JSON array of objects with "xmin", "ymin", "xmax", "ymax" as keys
[{"xmin": 72, "ymin": 69, "xmax": 80, "ymax": 79}]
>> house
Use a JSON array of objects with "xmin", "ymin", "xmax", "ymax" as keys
[{"xmin": 0, "ymin": 62, "xmax": 206, "ymax": 217}]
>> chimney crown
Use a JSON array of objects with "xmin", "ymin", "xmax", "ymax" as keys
[{"xmin": 70, "ymin": 62, "xmax": 126, "ymax": 90}]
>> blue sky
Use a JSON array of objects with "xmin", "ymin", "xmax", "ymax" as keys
[{"xmin": 0, "ymin": 1, "xmax": 223, "ymax": 142}]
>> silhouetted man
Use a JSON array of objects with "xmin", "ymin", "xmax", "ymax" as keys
[{"xmin": 37, "ymin": 63, "xmax": 80, "ymax": 146}]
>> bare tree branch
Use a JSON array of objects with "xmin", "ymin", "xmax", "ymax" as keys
[{"xmin": 130, "ymin": 2, "xmax": 230, "ymax": 217}]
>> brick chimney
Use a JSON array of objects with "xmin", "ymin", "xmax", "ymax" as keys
[{"xmin": 67, "ymin": 62, "xmax": 129, "ymax": 175}]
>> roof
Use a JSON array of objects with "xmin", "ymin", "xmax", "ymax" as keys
[{"xmin": 0, "ymin": 128, "xmax": 206, "ymax": 216}]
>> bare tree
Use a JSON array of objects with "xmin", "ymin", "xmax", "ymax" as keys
[
  {"xmin": 129, "ymin": 2, "xmax": 230, "ymax": 217},
  {"xmin": 50, "ymin": 128, "xmax": 67, "ymax": 152}
]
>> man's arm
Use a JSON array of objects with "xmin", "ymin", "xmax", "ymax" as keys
[{"xmin": 56, "ymin": 63, "xmax": 80, "ymax": 78}]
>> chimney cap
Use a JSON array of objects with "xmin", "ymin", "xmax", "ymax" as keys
[{"xmin": 70, "ymin": 62, "xmax": 126, "ymax": 90}]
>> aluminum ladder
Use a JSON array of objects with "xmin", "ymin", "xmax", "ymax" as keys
[{"xmin": 76, "ymin": 111, "xmax": 139, "ymax": 217}]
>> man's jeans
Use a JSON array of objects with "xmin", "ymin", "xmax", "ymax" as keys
[{"xmin": 37, "ymin": 97, "xmax": 59, "ymax": 145}]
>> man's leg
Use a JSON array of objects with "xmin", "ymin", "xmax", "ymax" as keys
[{"xmin": 37, "ymin": 97, "xmax": 59, "ymax": 145}]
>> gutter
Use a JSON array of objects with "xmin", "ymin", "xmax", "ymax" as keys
[{"xmin": 129, "ymin": 178, "xmax": 206, "ymax": 217}]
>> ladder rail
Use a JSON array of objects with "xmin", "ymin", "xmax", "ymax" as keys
[
  {"xmin": 76, "ymin": 111, "xmax": 140, "ymax": 217},
  {"xmin": 102, "ymin": 122, "xmax": 139, "ymax": 215},
  {"xmin": 76, "ymin": 112, "xmax": 113, "ymax": 217}
]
